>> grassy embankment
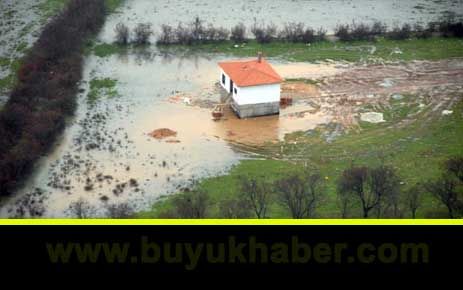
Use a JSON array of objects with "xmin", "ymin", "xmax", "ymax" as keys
[{"xmin": 130, "ymin": 37, "xmax": 463, "ymax": 219}]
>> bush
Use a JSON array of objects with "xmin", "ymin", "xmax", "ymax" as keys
[
  {"xmin": 350, "ymin": 22, "xmax": 374, "ymax": 41},
  {"xmin": 334, "ymin": 24, "xmax": 351, "ymax": 41},
  {"xmin": 175, "ymin": 23, "xmax": 194, "ymax": 45},
  {"xmin": 279, "ymin": 22, "xmax": 305, "ymax": 43},
  {"xmin": 371, "ymin": 21, "xmax": 387, "ymax": 36},
  {"xmin": 114, "ymin": 22, "xmax": 129, "ymax": 44},
  {"xmin": 157, "ymin": 24, "xmax": 175, "ymax": 45},
  {"xmin": 414, "ymin": 23, "xmax": 432, "ymax": 39},
  {"xmin": 0, "ymin": 0, "xmax": 107, "ymax": 196},
  {"xmin": 231, "ymin": 23, "xmax": 246, "ymax": 43},
  {"xmin": 134, "ymin": 23, "xmax": 153, "ymax": 45},
  {"xmin": 251, "ymin": 22, "xmax": 277, "ymax": 43},
  {"xmin": 315, "ymin": 27, "xmax": 327, "ymax": 42},
  {"xmin": 387, "ymin": 24, "xmax": 412, "ymax": 40}
]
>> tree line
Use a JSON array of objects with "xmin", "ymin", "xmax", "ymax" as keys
[
  {"xmin": 0, "ymin": 0, "xmax": 108, "ymax": 196},
  {"xmin": 157, "ymin": 157, "xmax": 463, "ymax": 219},
  {"xmin": 113, "ymin": 16, "xmax": 463, "ymax": 46}
]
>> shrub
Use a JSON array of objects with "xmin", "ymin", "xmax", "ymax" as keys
[
  {"xmin": 114, "ymin": 22, "xmax": 129, "ymax": 44},
  {"xmin": 251, "ymin": 22, "xmax": 277, "ymax": 43},
  {"xmin": 315, "ymin": 27, "xmax": 327, "ymax": 42},
  {"xmin": 414, "ymin": 23, "xmax": 432, "ymax": 39},
  {"xmin": 279, "ymin": 22, "xmax": 306, "ymax": 43},
  {"xmin": 175, "ymin": 23, "xmax": 194, "ymax": 45},
  {"xmin": 157, "ymin": 24, "xmax": 175, "ymax": 45},
  {"xmin": 334, "ymin": 24, "xmax": 351, "ymax": 41},
  {"xmin": 134, "ymin": 23, "xmax": 153, "ymax": 45},
  {"xmin": 231, "ymin": 23, "xmax": 246, "ymax": 43},
  {"xmin": 371, "ymin": 21, "xmax": 387, "ymax": 36},
  {"xmin": 350, "ymin": 22, "xmax": 374, "ymax": 41},
  {"xmin": 387, "ymin": 23, "xmax": 412, "ymax": 40},
  {"xmin": 0, "ymin": 0, "xmax": 107, "ymax": 196}
]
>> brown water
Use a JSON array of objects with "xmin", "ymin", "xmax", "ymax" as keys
[{"xmin": 0, "ymin": 46, "xmax": 339, "ymax": 217}]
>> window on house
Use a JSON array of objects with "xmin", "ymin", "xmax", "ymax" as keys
[
  {"xmin": 234, "ymin": 87, "xmax": 237, "ymax": 94},
  {"xmin": 222, "ymin": 74, "xmax": 225, "ymax": 85}
]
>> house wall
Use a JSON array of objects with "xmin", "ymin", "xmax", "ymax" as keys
[
  {"xmin": 219, "ymin": 69, "xmax": 232, "ymax": 93},
  {"xmin": 233, "ymin": 83, "xmax": 281, "ymax": 106}
]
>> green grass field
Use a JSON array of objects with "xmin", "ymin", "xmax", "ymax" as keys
[{"xmin": 154, "ymin": 37, "xmax": 463, "ymax": 63}]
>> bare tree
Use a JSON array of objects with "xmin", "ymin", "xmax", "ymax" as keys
[
  {"xmin": 106, "ymin": 202, "xmax": 134, "ymax": 218},
  {"xmin": 370, "ymin": 165, "xmax": 401, "ymax": 218},
  {"xmin": 191, "ymin": 17, "xmax": 205, "ymax": 42},
  {"xmin": 426, "ymin": 157, "xmax": 463, "ymax": 218},
  {"xmin": 68, "ymin": 198, "xmax": 95, "ymax": 218},
  {"xmin": 444, "ymin": 156, "xmax": 463, "ymax": 183},
  {"xmin": 426, "ymin": 177, "xmax": 459, "ymax": 218},
  {"xmin": 240, "ymin": 176, "xmax": 270, "ymax": 219},
  {"xmin": 251, "ymin": 21, "xmax": 277, "ymax": 43},
  {"xmin": 231, "ymin": 23, "xmax": 246, "ymax": 43},
  {"xmin": 134, "ymin": 23, "xmax": 153, "ymax": 45},
  {"xmin": 338, "ymin": 166, "xmax": 372, "ymax": 218},
  {"xmin": 174, "ymin": 189, "xmax": 209, "ymax": 218},
  {"xmin": 219, "ymin": 199, "xmax": 252, "ymax": 218},
  {"xmin": 157, "ymin": 24, "xmax": 175, "ymax": 45},
  {"xmin": 276, "ymin": 172, "xmax": 324, "ymax": 218},
  {"xmin": 337, "ymin": 185, "xmax": 355, "ymax": 218},
  {"xmin": 114, "ymin": 22, "xmax": 129, "ymax": 45},
  {"xmin": 404, "ymin": 185, "xmax": 423, "ymax": 219}
]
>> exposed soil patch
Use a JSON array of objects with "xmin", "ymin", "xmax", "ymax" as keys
[{"xmin": 149, "ymin": 128, "xmax": 178, "ymax": 139}]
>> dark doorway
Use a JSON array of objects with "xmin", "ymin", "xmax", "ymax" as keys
[{"xmin": 229, "ymin": 79, "xmax": 234, "ymax": 93}]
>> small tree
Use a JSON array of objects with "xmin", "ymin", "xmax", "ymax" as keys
[
  {"xmin": 426, "ymin": 177, "xmax": 459, "ymax": 218},
  {"xmin": 387, "ymin": 23, "xmax": 412, "ymax": 40},
  {"xmin": 68, "ymin": 198, "xmax": 95, "ymax": 218},
  {"xmin": 157, "ymin": 24, "xmax": 175, "ymax": 45},
  {"xmin": 275, "ymin": 172, "xmax": 324, "ymax": 218},
  {"xmin": 174, "ymin": 189, "xmax": 209, "ymax": 218},
  {"xmin": 251, "ymin": 22, "xmax": 277, "ymax": 44},
  {"xmin": 334, "ymin": 24, "xmax": 351, "ymax": 41},
  {"xmin": 338, "ymin": 164, "xmax": 400, "ymax": 218},
  {"xmin": 444, "ymin": 157, "xmax": 463, "ymax": 183},
  {"xmin": 231, "ymin": 23, "xmax": 246, "ymax": 43},
  {"xmin": 404, "ymin": 185, "xmax": 423, "ymax": 219},
  {"xmin": 114, "ymin": 22, "xmax": 129, "ymax": 45},
  {"xmin": 337, "ymin": 184, "xmax": 355, "ymax": 218},
  {"xmin": 106, "ymin": 202, "xmax": 134, "ymax": 218},
  {"xmin": 370, "ymin": 165, "xmax": 401, "ymax": 218},
  {"xmin": 191, "ymin": 17, "xmax": 205, "ymax": 43},
  {"xmin": 134, "ymin": 23, "xmax": 153, "ymax": 45},
  {"xmin": 240, "ymin": 176, "xmax": 271, "ymax": 219},
  {"xmin": 219, "ymin": 199, "xmax": 252, "ymax": 218}
]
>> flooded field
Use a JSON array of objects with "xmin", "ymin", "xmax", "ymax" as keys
[
  {"xmin": 0, "ymin": 0, "xmax": 50, "ymax": 105},
  {"xmin": 0, "ymin": 48, "xmax": 343, "ymax": 217},
  {"xmin": 1, "ymin": 0, "xmax": 462, "ymax": 218},
  {"xmin": 100, "ymin": 0, "xmax": 461, "ymax": 42}
]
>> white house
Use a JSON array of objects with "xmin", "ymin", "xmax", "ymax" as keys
[{"xmin": 218, "ymin": 54, "xmax": 283, "ymax": 118}]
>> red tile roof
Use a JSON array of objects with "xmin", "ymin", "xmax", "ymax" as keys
[{"xmin": 218, "ymin": 58, "xmax": 283, "ymax": 87}]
